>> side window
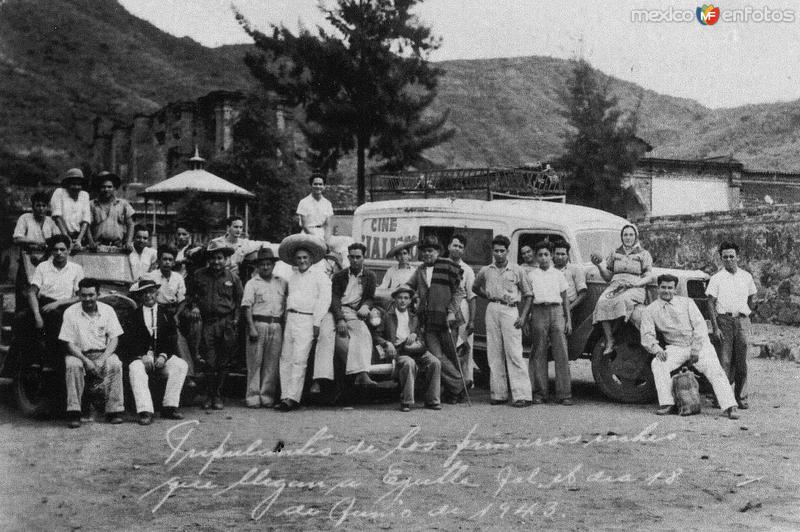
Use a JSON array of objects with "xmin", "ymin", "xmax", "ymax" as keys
[
  {"xmin": 517, "ymin": 232, "xmax": 566, "ymax": 265},
  {"xmin": 419, "ymin": 226, "xmax": 493, "ymax": 266}
]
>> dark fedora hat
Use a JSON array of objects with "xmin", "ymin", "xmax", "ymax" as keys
[
  {"xmin": 252, "ymin": 246, "xmax": 279, "ymax": 262},
  {"xmin": 129, "ymin": 278, "xmax": 161, "ymax": 293},
  {"xmin": 391, "ymin": 284, "xmax": 415, "ymax": 298},
  {"xmin": 94, "ymin": 170, "xmax": 121, "ymax": 188},
  {"xmin": 61, "ymin": 168, "xmax": 85, "ymax": 186},
  {"xmin": 203, "ymin": 240, "xmax": 236, "ymax": 258}
]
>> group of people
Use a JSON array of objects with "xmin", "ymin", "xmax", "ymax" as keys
[{"xmin": 13, "ymin": 169, "xmax": 754, "ymax": 427}]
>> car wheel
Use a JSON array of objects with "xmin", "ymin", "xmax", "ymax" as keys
[
  {"xmin": 14, "ymin": 364, "xmax": 57, "ymax": 418},
  {"xmin": 590, "ymin": 337, "xmax": 657, "ymax": 404}
]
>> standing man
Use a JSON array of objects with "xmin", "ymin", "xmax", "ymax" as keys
[
  {"xmin": 276, "ymin": 234, "xmax": 331, "ymax": 411},
  {"xmin": 50, "ymin": 168, "xmax": 91, "ymax": 250},
  {"xmin": 312, "ymin": 242, "xmax": 377, "ymax": 393},
  {"xmin": 448, "ymin": 234, "xmax": 476, "ymax": 385},
  {"xmin": 296, "ymin": 174, "xmax": 334, "ymax": 240},
  {"xmin": 527, "ymin": 240, "xmax": 573, "ymax": 405},
  {"xmin": 406, "ymin": 235, "xmax": 465, "ymax": 403},
  {"xmin": 377, "ymin": 284, "xmax": 441, "ymax": 412},
  {"xmin": 173, "ymin": 225, "xmax": 200, "ymax": 278},
  {"xmin": 641, "ymin": 274, "xmax": 740, "ymax": 419},
  {"xmin": 706, "ymin": 242, "xmax": 756, "ymax": 410},
  {"xmin": 27, "ymin": 234, "xmax": 84, "ymax": 367},
  {"xmin": 211, "ymin": 216, "xmax": 264, "ymax": 273},
  {"xmin": 90, "ymin": 171, "xmax": 135, "ymax": 250},
  {"xmin": 552, "ymin": 239, "xmax": 587, "ymax": 311},
  {"xmin": 377, "ymin": 240, "xmax": 416, "ymax": 291},
  {"xmin": 473, "ymin": 235, "xmax": 533, "ymax": 407},
  {"xmin": 123, "ymin": 279, "xmax": 188, "ymax": 425},
  {"xmin": 129, "ymin": 225, "xmax": 158, "ymax": 280},
  {"xmin": 186, "ymin": 241, "xmax": 243, "ymax": 410},
  {"xmin": 241, "ymin": 247, "xmax": 287, "ymax": 408},
  {"xmin": 60, "ymin": 278, "xmax": 125, "ymax": 428},
  {"xmin": 13, "ymin": 191, "xmax": 60, "ymax": 248}
]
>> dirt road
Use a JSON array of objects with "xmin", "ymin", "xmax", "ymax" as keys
[{"xmin": 1, "ymin": 351, "xmax": 799, "ymax": 531}]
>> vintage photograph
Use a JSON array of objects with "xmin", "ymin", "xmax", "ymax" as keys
[{"xmin": 1, "ymin": 0, "xmax": 799, "ymax": 530}]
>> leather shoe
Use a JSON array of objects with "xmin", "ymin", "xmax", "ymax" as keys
[
  {"xmin": 532, "ymin": 397, "xmax": 545, "ymax": 405},
  {"xmin": 490, "ymin": 399, "xmax": 508, "ymax": 405},
  {"xmin": 106, "ymin": 414, "xmax": 124, "ymax": 425},
  {"xmin": 559, "ymin": 398, "xmax": 574, "ymax": 406},
  {"xmin": 67, "ymin": 413, "xmax": 81, "ymax": 429},
  {"xmin": 737, "ymin": 399, "xmax": 749, "ymax": 410},
  {"xmin": 211, "ymin": 397, "xmax": 224, "ymax": 410},
  {"xmin": 202, "ymin": 397, "xmax": 213, "ymax": 410},
  {"xmin": 512, "ymin": 399, "xmax": 531, "ymax": 408},
  {"xmin": 725, "ymin": 407, "xmax": 740, "ymax": 420},
  {"xmin": 425, "ymin": 403, "xmax": 442, "ymax": 410},
  {"xmin": 138, "ymin": 412, "xmax": 153, "ymax": 426},
  {"xmin": 400, "ymin": 403, "xmax": 411, "ymax": 412},
  {"xmin": 161, "ymin": 408, "xmax": 184, "ymax": 420},
  {"xmin": 656, "ymin": 405, "xmax": 677, "ymax": 416},
  {"xmin": 310, "ymin": 382, "xmax": 322, "ymax": 394}
]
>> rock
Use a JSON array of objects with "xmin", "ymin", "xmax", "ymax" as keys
[{"xmin": 790, "ymin": 346, "xmax": 800, "ymax": 362}]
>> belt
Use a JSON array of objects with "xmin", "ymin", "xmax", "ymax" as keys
[
  {"xmin": 533, "ymin": 302, "xmax": 561, "ymax": 307},
  {"xmin": 253, "ymin": 315, "xmax": 282, "ymax": 324},
  {"xmin": 489, "ymin": 299, "xmax": 518, "ymax": 307},
  {"xmin": 288, "ymin": 309, "xmax": 313, "ymax": 316},
  {"xmin": 721, "ymin": 312, "xmax": 748, "ymax": 318}
]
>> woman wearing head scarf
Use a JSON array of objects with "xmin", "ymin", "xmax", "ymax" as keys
[{"xmin": 591, "ymin": 224, "xmax": 654, "ymax": 354}]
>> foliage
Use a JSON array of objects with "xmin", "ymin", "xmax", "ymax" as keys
[
  {"xmin": 173, "ymin": 192, "xmax": 225, "ymax": 236},
  {"xmin": 0, "ymin": 146, "xmax": 59, "ymax": 185},
  {"xmin": 558, "ymin": 59, "xmax": 641, "ymax": 216},
  {"xmin": 237, "ymin": 0, "xmax": 453, "ymax": 204},
  {"xmin": 206, "ymin": 96, "xmax": 304, "ymax": 241}
]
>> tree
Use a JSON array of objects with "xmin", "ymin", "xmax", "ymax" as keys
[
  {"xmin": 237, "ymin": 0, "xmax": 453, "ymax": 205},
  {"xmin": 207, "ymin": 95, "xmax": 304, "ymax": 240},
  {"xmin": 559, "ymin": 59, "xmax": 641, "ymax": 216}
]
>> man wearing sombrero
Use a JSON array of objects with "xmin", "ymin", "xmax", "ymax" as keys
[
  {"xmin": 186, "ymin": 240, "xmax": 243, "ymax": 410},
  {"xmin": 50, "ymin": 168, "xmax": 91, "ymax": 250},
  {"xmin": 123, "ymin": 279, "xmax": 188, "ymax": 425},
  {"xmin": 90, "ymin": 170, "xmax": 135, "ymax": 251},
  {"xmin": 276, "ymin": 234, "xmax": 331, "ymax": 411},
  {"xmin": 377, "ymin": 239, "xmax": 416, "ymax": 291}
]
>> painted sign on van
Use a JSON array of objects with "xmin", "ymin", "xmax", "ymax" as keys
[{"xmin": 360, "ymin": 216, "xmax": 417, "ymax": 259}]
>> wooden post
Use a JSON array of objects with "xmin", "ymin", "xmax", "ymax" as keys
[
  {"xmin": 226, "ymin": 198, "xmax": 231, "ymax": 218},
  {"xmin": 244, "ymin": 201, "xmax": 249, "ymax": 236}
]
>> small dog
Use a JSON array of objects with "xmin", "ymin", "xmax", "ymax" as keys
[{"xmin": 672, "ymin": 367, "xmax": 701, "ymax": 416}]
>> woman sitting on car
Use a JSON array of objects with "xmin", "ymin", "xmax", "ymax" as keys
[{"xmin": 591, "ymin": 224, "xmax": 654, "ymax": 355}]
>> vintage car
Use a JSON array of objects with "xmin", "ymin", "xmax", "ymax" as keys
[
  {"xmin": 0, "ymin": 250, "xmax": 138, "ymax": 416},
  {"xmin": 355, "ymin": 191, "xmax": 712, "ymax": 404}
]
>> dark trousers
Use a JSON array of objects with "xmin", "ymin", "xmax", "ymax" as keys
[
  {"xmin": 529, "ymin": 304, "xmax": 571, "ymax": 401},
  {"xmin": 200, "ymin": 315, "xmax": 236, "ymax": 398},
  {"xmin": 396, "ymin": 352, "xmax": 441, "ymax": 405},
  {"xmin": 16, "ymin": 297, "xmax": 62, "ymax": 367},
  {"xmin": 717, "ymin": 314, "xmax": 749, "ymax": 402},
  {"xmin": 424, "ymin": 325, "xmax": 464, "ymax": 397}
]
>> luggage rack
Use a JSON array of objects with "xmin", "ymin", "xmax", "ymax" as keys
[{"xmin": 368, "ymin": 167, "xmax": 566, "ymax": 202}]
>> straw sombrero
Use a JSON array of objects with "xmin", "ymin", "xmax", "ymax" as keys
[
  {"xmin": 278, "ymin": 234, "xmax": 326, "ymax": 265},
  {"xmin": 386, "ymin": 239, "xmax": 417, "ymax": 259}
]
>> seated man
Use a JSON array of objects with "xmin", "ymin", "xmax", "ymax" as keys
[
  {"xmin": 640, "ymin": 274, "xmax": 740, "ymax": 419},
  {"xmin": 376, "ymin": 284, "xmax": 441, "ymax": 412},
  {"xmin": 13, "ymin": 191, "xmax": 60, "ymax": 250},
  {"xmin": 60, "ymin": 278, "xmax": 125, "ymax": 428},
  {"xmin": 311, "ymin": 242, "xmax": 377, "ymax": 396},
  {"xmin": 90, "ymin": 171, "xmax": 135, "ymax": 250},
  {"xmin": 123, "ymin": 279, "xmax": 188, "ymax": 425},
  {"xmin": 26, "ymin": 234, "xmax": 84, "ymax": 368}
]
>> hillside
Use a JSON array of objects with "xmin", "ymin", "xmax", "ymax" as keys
[{"xmin": 2, "ymin": 0, "xmax": 800, "ymax": 173}]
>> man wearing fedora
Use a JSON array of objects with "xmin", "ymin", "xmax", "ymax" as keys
[
  {"xmin": 123, "ymin": 279, "xmax": 188, "ymax": 425},
  {"xmin": 241, "ymin": 247, "xmax": 287, "ymax": 408},
  {"xmin": 277, "ymin": 234, "xmax": 331, "ymax": 411},
  {"xmin": 377, "ymin": 284, "xmax": 442, "ymax": 412},
  {"xmin": 377, "ymin": 240, "xmax": 416, "ymax": 291},
  {"xmin": 406, "ymin": 235, "xmax": 466, "ymax": 403},
  {"xmin": 186, "ymin": 240, "xmax": 243, "ymax": 410},
  {"xmin": 50, "ymin": 168, "xmax": 91, "ymax": 250},
  {"xmin": 90, "ymin": 170, "xmax": 135, "ymax": 251}
]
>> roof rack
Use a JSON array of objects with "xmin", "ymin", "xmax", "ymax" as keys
[{"xmin": 368, "ymin": 167, "xmax": 566, "ymax": 202}]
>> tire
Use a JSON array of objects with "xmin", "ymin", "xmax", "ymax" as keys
[
  {"xmin": 590, "ymin": 335, "xmax": 657, "ymax": 404},
  {"xmin": 14, "ymin": 364, "xmax": 57, "ymax": 417}
]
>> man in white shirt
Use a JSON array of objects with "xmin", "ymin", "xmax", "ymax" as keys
[
  {"xmin": 527, "ymin": 240, "xmax": 573, "ymax": 405},
  {"xmin": 706, "ymin": 241, "xmax": 757, "ymax": 409},
  {"xmin": 448, "ymin": 234, "xmax": 477, "ymax": 384},
  {"xmin": 377, "ymin": 240, "xmax": 416, "ymax": 292},
  {"xmin": 276, "ymin": 234, "xmax": 331, "ymax": 411},
  {"xmin": 641, "ymin": 274, "xmax": 739, "ymax": 419},
  {"xmin": 13, "ymin": 191, "xmax": 60, "ymax": 249},
  {"xmin": 552, "ymin": 240, "xmax": 587, "ymax": 310},
  {"xmin": 60, "ymin": 278, "xmax": 125, "ymax": 428},
  {"xmin": 50, "ymin": 168, "xmax": 91, "ymax": 250},
  {"xmin": 296, "ymin": 174, "xmax": 334, "ymax": 241},
  {"xmin": 211, "ymin": 215, "xmax": 265, "ymax": 273},
  {"xmin": 129, "ymin": 225, "xmax": 157, "ymax": 280},
  {"xmin": 27, "ymin": 235, "xmax": 84, "ymax": 368}
]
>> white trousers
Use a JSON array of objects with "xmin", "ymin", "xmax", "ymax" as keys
[
  {"xmin": 280, "ymin": 312, "xmax": 315, "ymax": 402},
  {"xmin": 485, "ymin": 302, "xmax": 532, "ymax": 401},
  {"xmin": 129, "ymin": 356, "xmax": 188, "ymax": 414},
  {"xmin": 312, "ymin": 313, "xmax": 336, "ymax": 380},
  {"xmin": 651, "ymin": 342, "xmax": 736, "ymax": 410},
  {"xmin": 65, "ymin": 352, "xmax": 124, "ymax": 413},
  {"xmin": 245, "ymin": 322, "xmax": 282, "ymax": 406},
  {"xmin": 313, "ymin": 309, "xmax": 372, "ymax": 379}
]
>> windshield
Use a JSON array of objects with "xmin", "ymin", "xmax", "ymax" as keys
[
  {"xmin": 574, "ymin": 229, "xmax": 622, "ymax": 263},
  {"xmin": 70, "ymin": 253, "xmax": 134, "ymax": 284}
]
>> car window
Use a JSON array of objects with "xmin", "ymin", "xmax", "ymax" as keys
[
  {"xmin": 575, "ymin": 230, "xmax": 621, "ymax": 262},
  {"xmin": 419, "ymin": 226, "xmax": 493, "ymax": 266}
]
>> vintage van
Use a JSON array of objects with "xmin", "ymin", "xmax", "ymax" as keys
[{"xmin": 353, "ymin": 198, "xmax": 711, "ymax": 403}]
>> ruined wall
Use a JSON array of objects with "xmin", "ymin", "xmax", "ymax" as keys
[{"xmin": 638, "ymin": 205, "xmax": 800, "ymax": 325}]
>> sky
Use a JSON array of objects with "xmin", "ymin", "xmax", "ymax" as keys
[{"xmin": 118, "ymin": 0, "xmax": 800, "ymax": 109}]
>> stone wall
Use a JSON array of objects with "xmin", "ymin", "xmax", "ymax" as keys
[{"xmin": 638, "ymin": 204, "xmax": 800, "ymax": 325}]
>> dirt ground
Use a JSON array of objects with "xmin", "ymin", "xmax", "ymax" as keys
[{"xmin": 1, "ymin": 329, "xmax": 799, "ymax": 531}]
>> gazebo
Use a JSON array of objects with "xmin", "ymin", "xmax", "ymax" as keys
[{"xmin": 140, "ymin": 148, "xmax": 256, "ymax": 239}]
